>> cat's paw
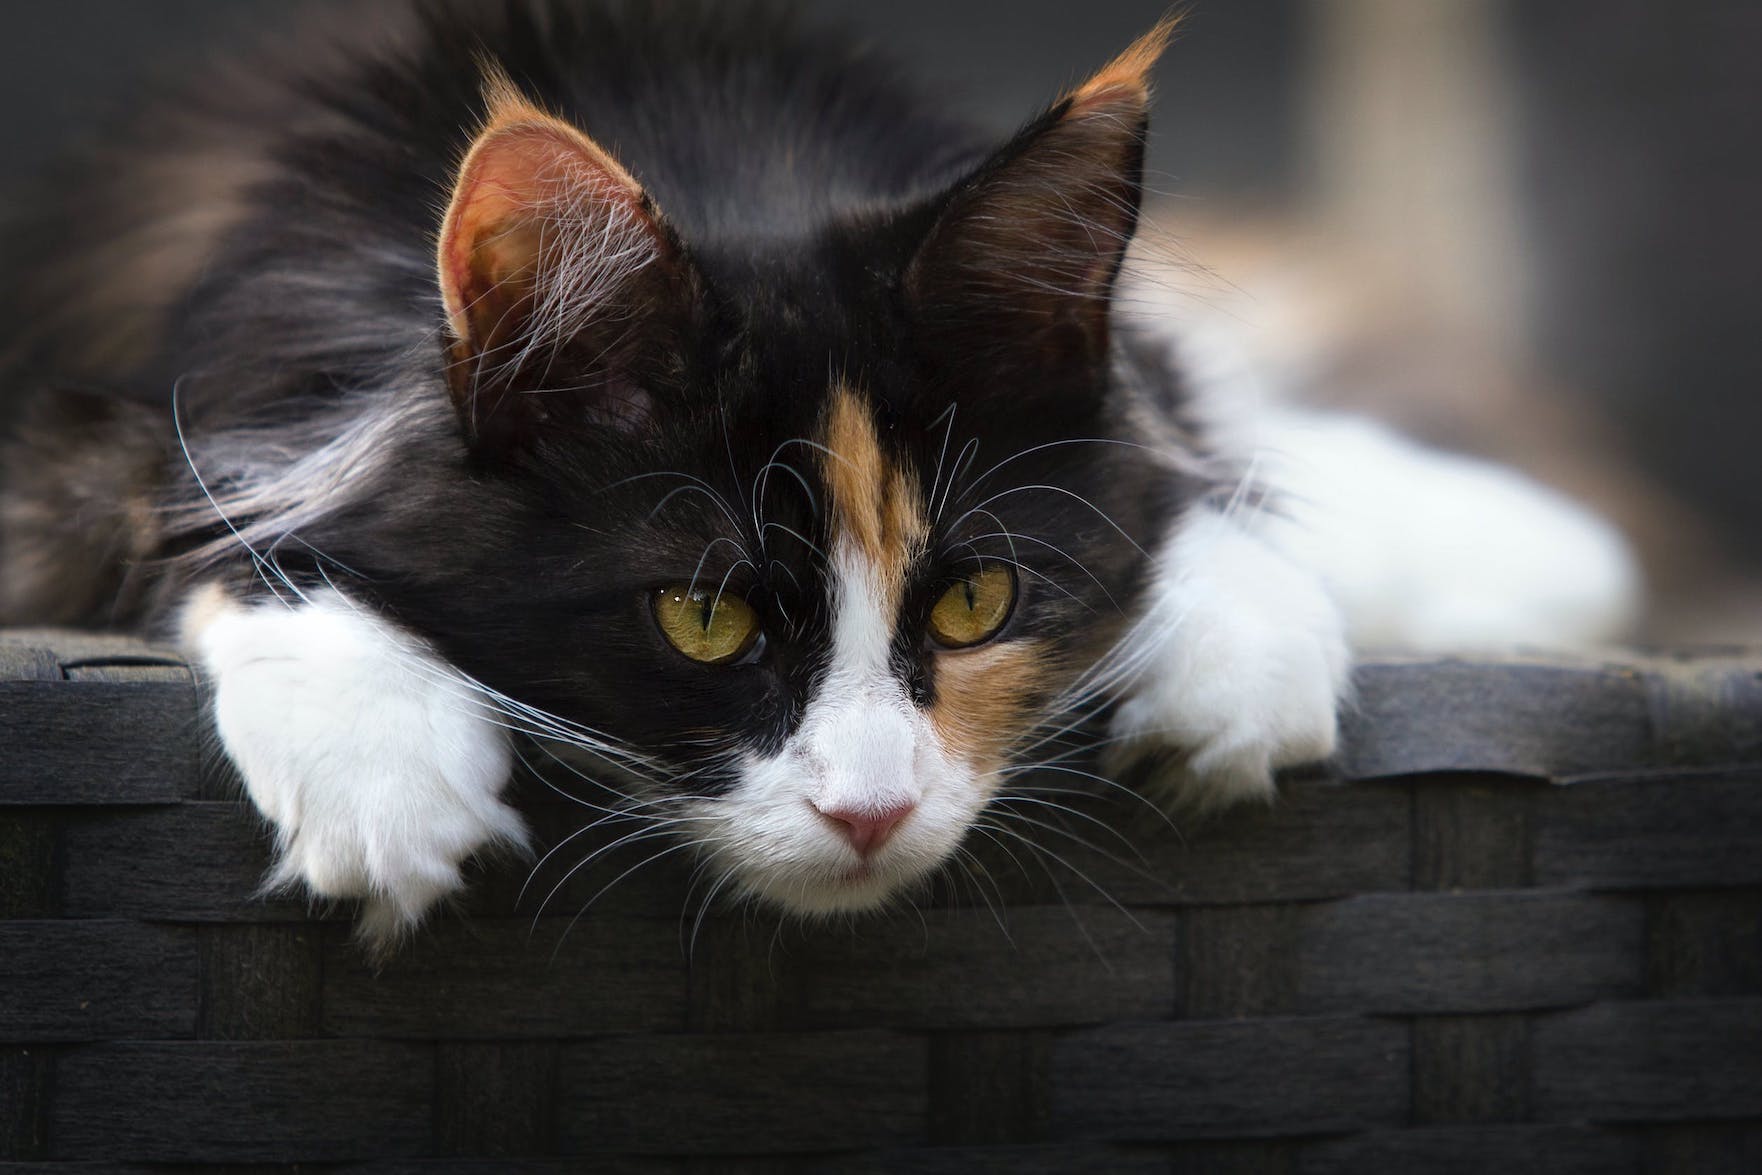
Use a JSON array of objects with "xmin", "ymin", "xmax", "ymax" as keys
[
  {"xmin": 183, "ymin": 585, "xmax": 523, "ymax": 951},
  {"xmin": 1109, "ymin": 508, "xmax": 1350, "ymax": 812}
]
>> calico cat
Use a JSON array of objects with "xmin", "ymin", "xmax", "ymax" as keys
[{"xmin": 0, "ymin": 0, "xmax": 1637, "ymax": 948}]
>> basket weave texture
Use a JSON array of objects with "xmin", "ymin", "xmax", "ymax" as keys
[{"xmin": 2, "ymin": 630, "xmax": 1760, "ymax": 1172}]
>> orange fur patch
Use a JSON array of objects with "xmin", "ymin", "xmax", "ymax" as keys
[
  {"xmin": 929, "ymin": 640, "xmax": 1053, "ymax": 776},
  {"xmin": 1067, "ymin": 11, "xmax": 1181, "ymax": 110},
  {"xmin": 472, "ymin": 65, "xmax": 646, "ymax": 196},
  {"xmin": 820, "ymin": 387, "xmax": 927, "ymax": 605}
]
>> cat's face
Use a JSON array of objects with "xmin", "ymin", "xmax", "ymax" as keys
[
  {"xmin": 617, "ymin": 378, "xmax": 1162, "ymax": 915},
  {"xmin": 369, "ymin": 27, "xmax": 1181, "ymax": 914}
]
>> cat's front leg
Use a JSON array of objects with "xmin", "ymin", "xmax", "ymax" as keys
[
  {"xmin": 1109, "ymin": 505, "xmax": 1350, "ymax": 812},
  {"xmin": 179, "ymin": 583, "xmax": 525, "ymax": 949}
]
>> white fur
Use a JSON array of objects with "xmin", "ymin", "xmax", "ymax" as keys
[
  {"xmin": 1222, "ymin": 406, "xmax": 1641, "ymax": 651},
  {"xmin": 693, "ymin": 541, "xmax": 982, "ymax": 913},
  {"xmin": 181, "ymin": 585, "xmax": 523, "ymax": 947},
  {"xmin": 1111, "ymin": 506, "xmax": 1351, "ymax": 810},
  {"xmin": 1112, "ymin": 305, "xmax": 1642, "ymax": 810},
  {"xmin": 1170, "ymin": 290, "xmax": 1642, "ymax": 652}
]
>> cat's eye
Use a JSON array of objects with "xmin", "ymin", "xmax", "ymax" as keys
[
  {"xmin": 653, "ymin": 586, "xmax": 763, "ymax": 665},
  {"xmin": 927, "ymin": 565, "xmax": 1016, "ymax": 649}
]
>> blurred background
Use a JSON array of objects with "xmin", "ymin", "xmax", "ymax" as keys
[{"xmin": 1, "ymin": 0, "xmax": 1757, "ymax": 641}]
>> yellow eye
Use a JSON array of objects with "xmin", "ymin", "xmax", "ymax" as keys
[
  {"xmin": 653, "ymin": 586, "xmax": 762, "ymax": 665},
  {"xmin": 927, "ymin": 565, "xmax": 1016, "ymax": 649}
]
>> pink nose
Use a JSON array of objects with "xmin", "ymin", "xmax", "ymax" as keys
[{"xmin": 816, "ymin": 800, "xmax": 916, "ymax": 857}]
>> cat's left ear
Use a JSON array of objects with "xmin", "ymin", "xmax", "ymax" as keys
[
  {"xmin": 437, "ymin": 69, "xmax": 693, "ymax": 453},
  {"xmin": 905, "ymin": 16, "xmax": 1176, "ymax": 382}
]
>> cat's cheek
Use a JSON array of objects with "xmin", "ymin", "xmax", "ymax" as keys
[{"xmin": 925, "ymin": 640, "xmax": 1050, "ymax": 780}]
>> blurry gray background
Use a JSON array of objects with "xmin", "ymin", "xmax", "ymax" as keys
[{"xmin": 2, "ymin": 1, "xmax": 1758, "ymax": 632}]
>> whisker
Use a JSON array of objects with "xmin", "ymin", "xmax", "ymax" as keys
[
  {"xmin": 550, "ymin": 839, "xmax": 709, "ymax": 962},
  {"xmin": 987, "ymin": 793, "xmax": 1148, "ymax": 860},
  {"xmin": 982, "ymin": 819, "xmax": 1141, "ymax": 925}
]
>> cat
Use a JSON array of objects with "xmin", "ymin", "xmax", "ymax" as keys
[{"xmin": 0, "ymin": 0, "xmax": 1638, "ymax": 949}]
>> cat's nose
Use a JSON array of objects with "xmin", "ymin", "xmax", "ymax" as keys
[{"xmin": 815, "ymin": 799, "xmax": 916, "ymax": 857}]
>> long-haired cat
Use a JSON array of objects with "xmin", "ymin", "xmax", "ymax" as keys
[{"xmin": 0, "ymin": 0, "xmax": 1638, "ymax": 949}]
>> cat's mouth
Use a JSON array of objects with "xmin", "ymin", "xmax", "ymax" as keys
[{"xmin": 724, "ymin": 841, "xmax": 942, "ymax": 916}]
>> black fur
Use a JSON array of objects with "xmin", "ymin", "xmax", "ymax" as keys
[{"xmin": 0, "ymin": 0, "xmax": 1194, "ymax": 795}]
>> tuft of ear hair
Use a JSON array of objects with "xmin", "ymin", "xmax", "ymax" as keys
[
  {"xmin": 436, "ymin": 65, "xmax": 690, "ymax": 453},
  {"xmin": 906, "ymin": 13, "xmax": 1179, "ymax": 388},
  {"xmin": 1064, "ymin": 10, "xmax": 1180, "ymax": 112}
]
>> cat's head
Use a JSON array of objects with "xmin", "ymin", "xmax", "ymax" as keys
[{"xmin": 397, "ymin": 19, "xmax": 1184, "ymax": 914}]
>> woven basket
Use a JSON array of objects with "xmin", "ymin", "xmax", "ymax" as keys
[{"xmin": 3, "ymin": 631, "xmax": 1759, "ymax": 1171}]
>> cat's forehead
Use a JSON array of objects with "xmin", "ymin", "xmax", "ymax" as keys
[
  {"xmin": 699, "ymin": 229, "xmax": 918, "ymax": 381},
  {"xmin": 618, "ymin": 370, "xmax": 937, "ymax": 610},
  {"xmin": 818, "ymin": 385, "xmax": 927, "ymax": 596},
  {"xmin": 710, "ymin": 377, "xmax": 934, "ymax": 608}
]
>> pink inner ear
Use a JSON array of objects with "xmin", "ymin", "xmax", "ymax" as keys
[
  {"xmin": 437, "ymin": 115, "xmax": 657, "ymax": 362},
  {"xmin": 434, "ymin": 89, "xmax": 690, "ymax": 448}
]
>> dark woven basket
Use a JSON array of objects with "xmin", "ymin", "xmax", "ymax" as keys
[{"xmin": 3, "ymin": 631, "xmax": 1760, "ymax": 1172}]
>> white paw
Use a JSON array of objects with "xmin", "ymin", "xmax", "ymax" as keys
[
  {"xmin": 1110, "ymin": 507, "xmax": 1350, "ymax": 812},
  {"xmin": 182, "ymin": 585, "xmax": 523, "ymax": 949}
]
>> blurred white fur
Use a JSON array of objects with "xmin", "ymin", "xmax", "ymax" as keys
[
  {"xmin": 1111, "ymin": 257, "xmax": 1643, "ymax": 809},
  {"xmin": 1175, "ymin": 297, "xmax": 1642, "ymax": 652}
]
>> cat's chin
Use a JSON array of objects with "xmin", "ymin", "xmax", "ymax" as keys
[{"xmin": 733, "ymin": 857, "xmax": 935, "ymax": 918}]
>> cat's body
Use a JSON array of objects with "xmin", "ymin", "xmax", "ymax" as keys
[{"xmin": 0, "ymin": 0, "xmax": 1637, "ymax": 948}]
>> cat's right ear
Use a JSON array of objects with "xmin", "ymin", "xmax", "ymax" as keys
[
  {"xmin": 437, "ymin": 69, "xmax": 693, "ymax": 453},
  {"xmin": 903, "ymin": 17, "xmax": 1175, "ymax": 398}
]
